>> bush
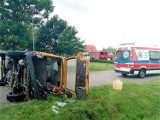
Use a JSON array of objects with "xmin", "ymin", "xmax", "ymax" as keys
[{"xmin": 90, "ymin": 59, "xmax": 114, "ymax": 64}]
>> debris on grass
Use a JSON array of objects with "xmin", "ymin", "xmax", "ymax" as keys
[
  {"xmin": 56, "ymin": 102, "xmax": 67, "ymax": 107},
  {"xmin": 52, "ymin": 105, "xmax": 59, "ymax": 114}
]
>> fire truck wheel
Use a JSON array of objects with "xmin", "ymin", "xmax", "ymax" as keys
[{"xmin": 138, "ymin": 69, "xmax": 146, "ymax": 78}]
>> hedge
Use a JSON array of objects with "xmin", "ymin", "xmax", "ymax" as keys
[{"xmin": 90, "ymin": 59, "xmax": 114, "ymax": 64}]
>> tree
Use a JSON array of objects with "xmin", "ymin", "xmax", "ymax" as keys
[
  {"xmin": 104, "ymin": 46, "xmax": 117, "ymax": 55},
  {"xmin": 36, "ymin": 15, "xmax": 85, "ymax": 55},
  {"xmin": 0, "ymin": 0, "xmax": 54, "ymax": 50},
  {"xmin": 0, "ymin": 21, "xmax": 32, "ymax": 50},
  {"xmin": 0, "ymin": 0, "xmax": 53, "ymax": 24},
  {"xmin": 36, "ymin": 15, "xmax": 67, "ymax": 53},
  {"xmin": 57, "ymin": 26, "xmax": 85, "ymax": 56}
]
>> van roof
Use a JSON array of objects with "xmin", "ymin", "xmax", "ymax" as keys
[{"xmin": 118, "ymin": 43, "xmax": 160, "ymax": 48}]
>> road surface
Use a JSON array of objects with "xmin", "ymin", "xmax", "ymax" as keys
[
  {"xmin": 0, "ymin": 70, "xmax": 160, "ymax": 107},
  {"xmin": 89, "ymin": 70, "xmax": 160, "ymax": 87},
  {"xmin": 0, "ymin": 86, "xmax": 11, "ymax": 107}
]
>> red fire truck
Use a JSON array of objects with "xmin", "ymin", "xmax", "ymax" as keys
[{"xmin": 89, "ymin": 50, "xmax": 114, "ymax": 60}]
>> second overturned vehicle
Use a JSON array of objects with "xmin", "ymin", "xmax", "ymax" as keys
[{"xmin": 0, "ymin": 51, "xmax": 89, "ymax": 101}]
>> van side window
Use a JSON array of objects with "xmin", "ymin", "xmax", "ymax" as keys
[{"xmin": 149, "ymin": 51, "xmax": 160, "ymax": 60}]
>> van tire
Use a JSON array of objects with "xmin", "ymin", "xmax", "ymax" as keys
[
  {"xmin": 0, "ymin": 52, "xmax": 6, "ymax": 59},
  {"xmin": 121, "ymin": 73, "xmax": 127, "ymax": 76},
  {"xmin": 6, "ymin": 51, "xmax": 26, "ymax": 59},
  {"xmin": 6, "ymin": 92, "xmax": 26, "ymax": 102},
  {"xmin": 138, "ymin": 69, "xmax": 146, "ymax": 78},
  {"xmin": 0, "ymin": 80, "xmax": 5, "ymax": 86}
]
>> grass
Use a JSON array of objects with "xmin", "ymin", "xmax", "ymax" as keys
[
  {"xmin": 0, "ymin": 81, "xmax": 160, "ymax": 120},
  {"xmin": 90, "ymin": 62, "xmax": 114, "ymax": 71}
]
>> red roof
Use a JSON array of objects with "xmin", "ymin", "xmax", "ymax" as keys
[{"xmin": 86, "ymin": 45, "xmax": 98, "ymax": 52}]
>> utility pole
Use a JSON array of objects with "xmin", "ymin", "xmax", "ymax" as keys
[{"xmin": 30, "ymin": 5, "xmax": 35, "ymax": 51}]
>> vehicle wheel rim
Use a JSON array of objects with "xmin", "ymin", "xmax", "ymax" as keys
[
  {"xmin": 140, "ymin": 71, "xmax": 145, "ymax": 77},
  {"xmin": 141, "ymin": 73, "xmax": 144, "ymax": 77}
]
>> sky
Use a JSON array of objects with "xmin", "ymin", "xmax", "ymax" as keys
[{"xmin": 51, "ymin": 0, "xmax": 160, "ymax": 50}]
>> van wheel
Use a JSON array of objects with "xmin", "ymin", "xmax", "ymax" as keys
[
  {"xmin": 0, "ymin": 81, "xmax": 5, "ymax": 86},
  {"xmin": 6, "ymin": 92, "xmax": 26, "ymax": 102},
  {"xmin": 121, "ymin": 73, "xmax": 127, "ymax": 76},
  {"xmin": 138, "ymin": 69, "xmax": 146, "ymax": 78},
  {"xmin": 6, "ymin": 51, "xmax": 26, "ymax": 59},
  {"xmin": 0, "ymin": 78, "xmax": 5, "ymax": 86}
]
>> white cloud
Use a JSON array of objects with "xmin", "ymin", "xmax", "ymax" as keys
[{"xmin": 51, "ymin": 0, "xmax": 160, "ymax": 50}]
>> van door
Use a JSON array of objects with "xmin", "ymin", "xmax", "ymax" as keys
[
  {"xmin": 63, "ymin": 54, "xmax": 89, "ymax": 100},
  {"xmin": 149, "ymin": 51, "xmax": 160, "ymax": 72}
]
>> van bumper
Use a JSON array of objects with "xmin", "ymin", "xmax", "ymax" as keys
[{"xmin": 114, "ymin": 67, "xmax": 134, "ymax": 74}]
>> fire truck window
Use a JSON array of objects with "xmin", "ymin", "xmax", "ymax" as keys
[
  {"xmin": 109, "ymin": 51, "xmax": 113, "ymax": 55},
  {"xmin": 101, "ymin": 52, "xmax": 104, "ymax": 55}
]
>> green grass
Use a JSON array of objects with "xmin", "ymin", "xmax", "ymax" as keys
[
  {"xmin": 90, "ymin": 62, "xmax": 114, "ymax": 71},
  {"xmin": 0, "ymin": 81, "xmax": 160, "ymax": 120}
]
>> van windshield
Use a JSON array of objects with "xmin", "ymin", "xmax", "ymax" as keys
[{"xmin": 116, "ymin": 50, "xmax": 130, "ymax": 60}]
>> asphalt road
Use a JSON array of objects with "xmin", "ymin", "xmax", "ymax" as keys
[
  {"xmin": 0, "ymin": 70, "xmax": 160, "ymax": 108},
  {"xmin": 89, "ymin": 70, "xmax": 160, "ymax": 87},
  {"xmin": 0, "ymin": 86, "xmax": 11, "ymax": 108}
]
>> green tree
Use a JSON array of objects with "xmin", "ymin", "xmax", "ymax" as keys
[
  {"xmin": 57, "ymin": 26, "xmax": 85, "ymax": 56},
  {"xmin": 105, "ymin": 46, "xmax": 117, "ymax": 55},
  {"xmin": 36, "ymin": 15, "xmax": 67, "ymax": 53},
  {"xmin": 0, "ymin": 21, "xmax": 32, "ymax": 50},
  {"xmin": 0, "ymin": 0, "xmax": 53, "ymax": 24},
  {"xmin": 36, "ymin": 15, "xmax": 85, "ymax": 55},
  {"xmin": 0, "ymin": 0, "xmax": 53, "ymax": 50}
]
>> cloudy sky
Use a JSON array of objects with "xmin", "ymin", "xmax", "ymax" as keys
[{"xmin": 51, "ymin": 0, "xmax": 160, "ymax": 50}]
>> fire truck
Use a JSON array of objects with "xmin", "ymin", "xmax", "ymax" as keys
[
  {"xmin": 114, "ymin": 43, "xmax": 160, "ymax": 78},
  {"xmin": 89, "ymin": 50, "xmax": 114, "ymax": 60}
]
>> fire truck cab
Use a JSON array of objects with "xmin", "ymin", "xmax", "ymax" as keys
[{"xmin": 89, "ymin": 50, "xmax": 114, "ymax": 60}]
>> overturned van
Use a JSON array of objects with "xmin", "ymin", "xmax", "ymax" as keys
[{"xmin": 0, "ymin": 51, "xmax": 89, "ymax": 101}]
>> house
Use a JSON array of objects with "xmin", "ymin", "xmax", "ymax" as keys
[{"xmin": 86, "ymin": 45, "xmax": 98, "ymax": 52}]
